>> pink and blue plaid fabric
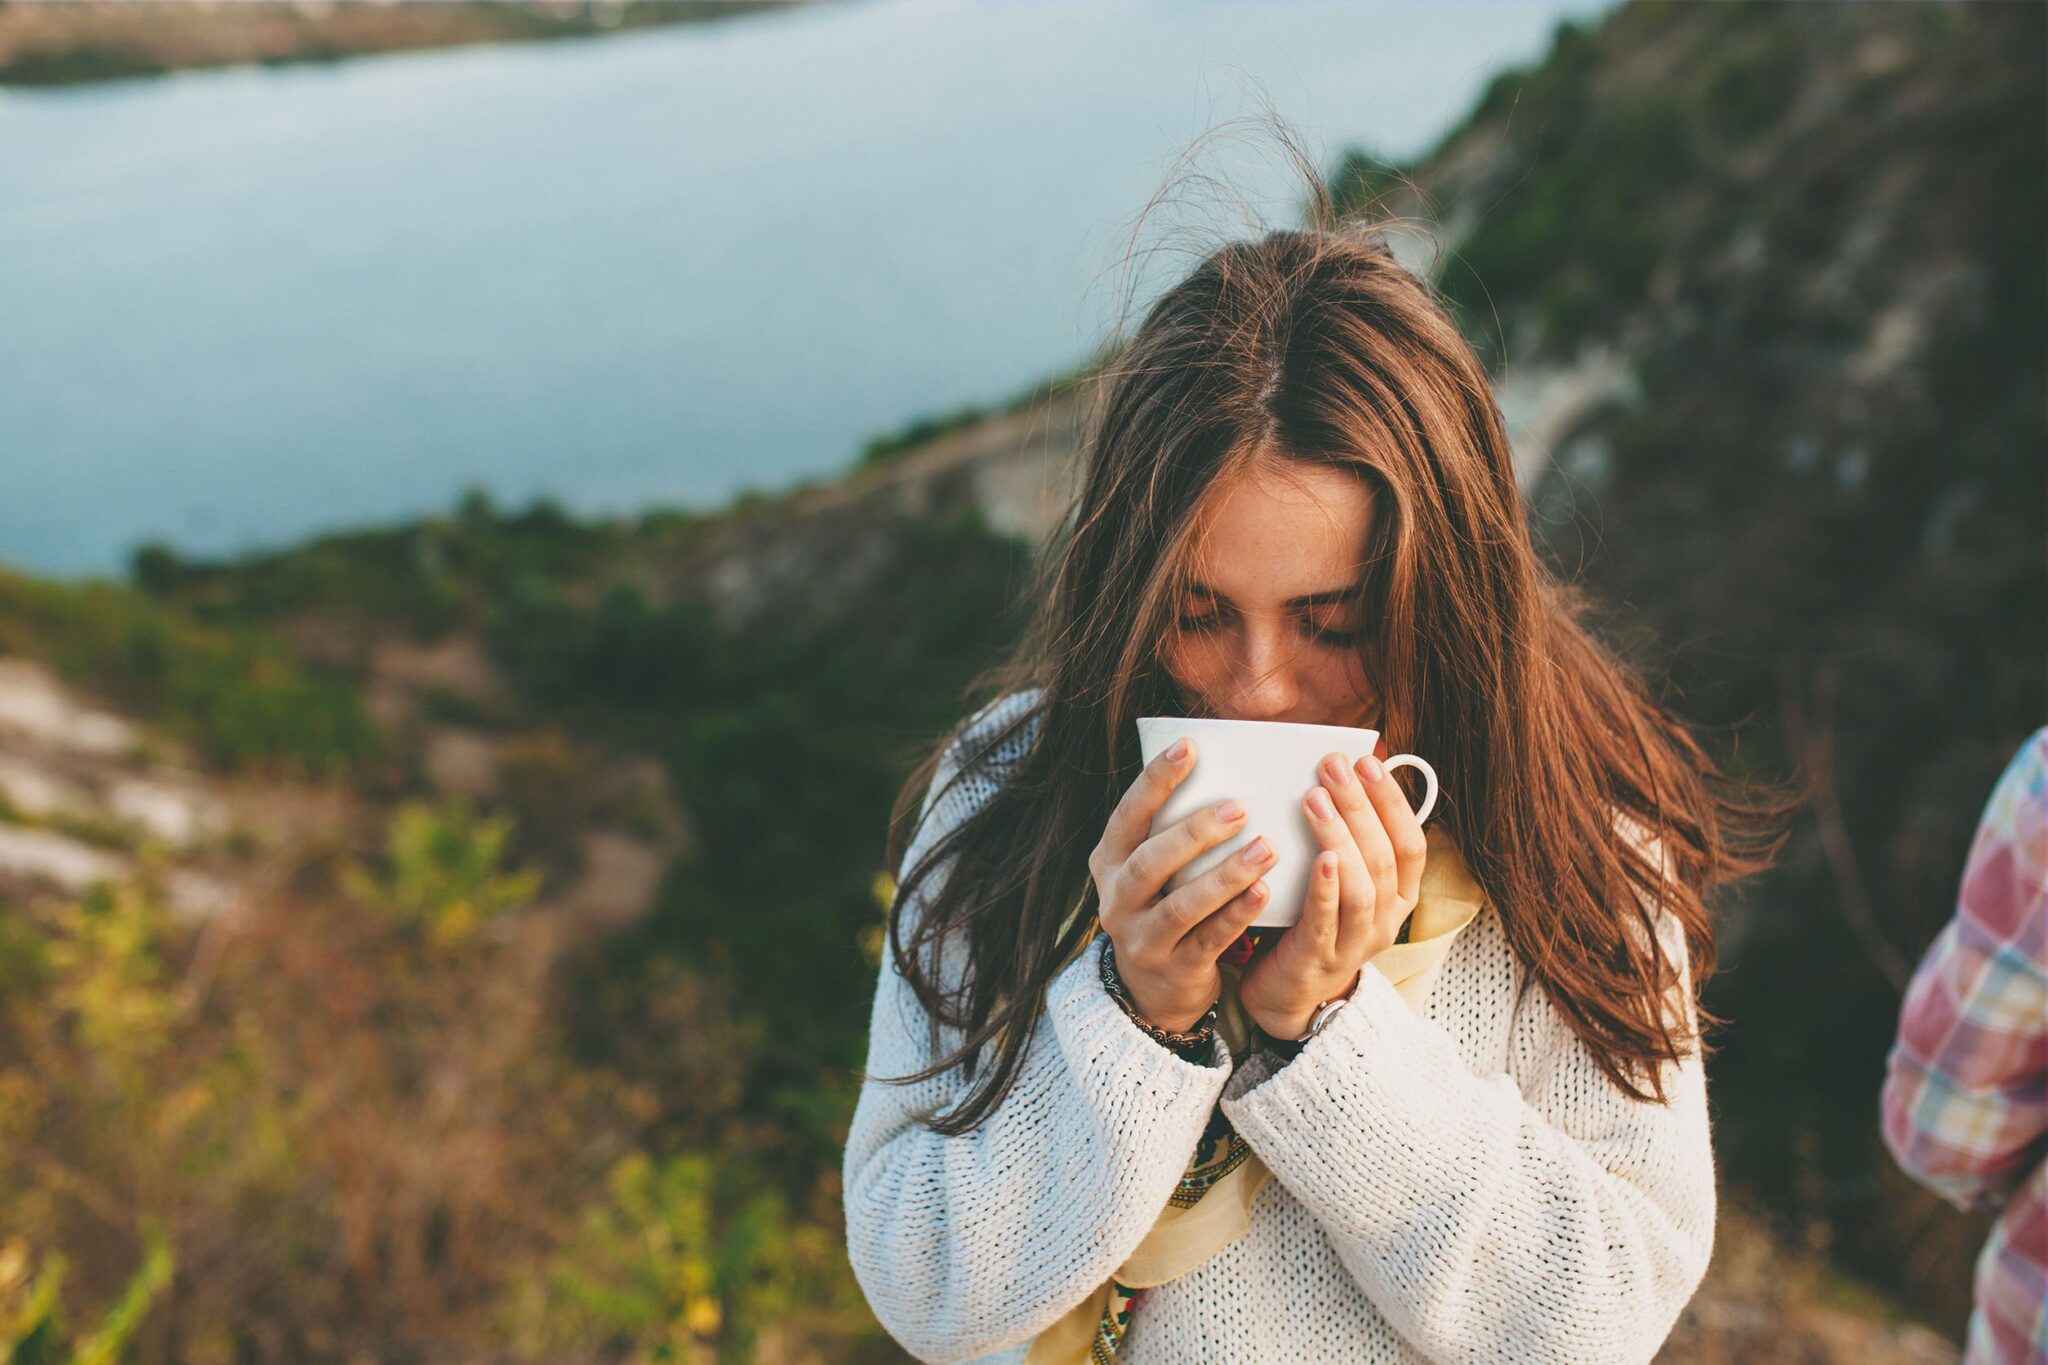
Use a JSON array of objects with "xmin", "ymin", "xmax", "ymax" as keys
[{"xmin": 1882, "ymin": 724, "xmax": 2048, "ymax": 1364}]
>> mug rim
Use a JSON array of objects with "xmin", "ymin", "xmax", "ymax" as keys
[{"xmin": 1136, "ymin": 714, "xmax": 1381, "ymax": 743}]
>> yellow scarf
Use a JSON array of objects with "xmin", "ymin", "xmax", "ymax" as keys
[{"xmin": 1024, "ymin": 822, "xmax": 1485, "ymax": 1364}]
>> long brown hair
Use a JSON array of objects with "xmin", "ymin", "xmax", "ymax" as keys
[{"xmin": 871, "ymin": 155, "xmax": 1801, "ymax": 1138}]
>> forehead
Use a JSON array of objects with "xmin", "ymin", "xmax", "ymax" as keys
[{"xmin": 1183, "ymin": 463, "xmax": 1373, "ymax": 601}]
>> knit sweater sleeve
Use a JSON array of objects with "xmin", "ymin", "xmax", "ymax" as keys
[
  {"xmin": 1217, "ymin": 878, "xmax": 1715, "ymax": 1363},
  {"xmin": 841, "ymin": 691, "xmax": 1236, "ymax": 1365}
]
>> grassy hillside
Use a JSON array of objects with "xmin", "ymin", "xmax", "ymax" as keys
[{"xmin": 1369, "ymin": 0, "xmax": 2044, "ymax": 1332}]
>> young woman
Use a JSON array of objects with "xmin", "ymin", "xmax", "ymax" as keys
[{"xmin": 841, "ymin": 201, "xmax": 1794, "ymax": 1363}]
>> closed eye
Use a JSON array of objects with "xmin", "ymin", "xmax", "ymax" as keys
[{"xmin": 1175, "ymin": 612, "xmax": 1362, "ymax": 647}]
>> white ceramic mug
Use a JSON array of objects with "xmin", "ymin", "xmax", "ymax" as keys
[{"xmin": 1135, "ymin": 715, "xmax": 1439, "ymax": 929}]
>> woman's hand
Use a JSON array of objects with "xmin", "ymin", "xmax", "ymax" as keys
[
  {"xmin": 1238, "ymin": 741, "xmax": 1430, "ymax": 1042},
  {"xmin": 1091, "ymin": 737, "xmax": 1280, "ymax": 1034}
]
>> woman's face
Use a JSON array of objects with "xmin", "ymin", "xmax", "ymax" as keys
[{"xmin": 1161, "ymin": 461, "xmax": 1381, "ymax": 728}]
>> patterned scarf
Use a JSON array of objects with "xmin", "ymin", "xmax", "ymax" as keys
[{"xmin": 1023, "ymin": 822, "xmax": 1485, "ymax": 1364}]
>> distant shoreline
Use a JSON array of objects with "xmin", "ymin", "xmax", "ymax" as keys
[{"xmin": 0, "ymin": 0, "xmax": 813, "ymax": 88}]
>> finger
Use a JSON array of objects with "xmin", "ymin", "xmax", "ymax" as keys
[
  {"xmin": 1355, "ymin": 752, "xmax": 1427, "ymax": 905},
  {"xmin": 1319, "ymin": 750, "xmax": 1399, "ymax": 926},
  {"xmin": 1302, "ymin": 777, "xmax": 1368, "ymax": 949},
  {"xmin": 1157, "ymin": 832, "xmax": 1275, "ymax": 944},
  {"xmin": 1180, "ymin": 877, "xmax": 1270, "ymax": 959},
  {"xmin": 1119, "ymin": 797, "xmax": 1250, "ymax": 913},
  {"xmin": 1097, "ymin": 737, "xmax": 1201, "ymax": 873}
]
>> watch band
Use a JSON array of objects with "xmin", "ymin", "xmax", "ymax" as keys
[{"xmin": 1293, "ymin": 968, "xmax": 1366, "ymax": 1042}]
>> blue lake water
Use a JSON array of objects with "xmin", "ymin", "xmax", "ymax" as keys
[{"xmin": 0, "ymin": 0, "xmax": 1613, "ymax": 578}]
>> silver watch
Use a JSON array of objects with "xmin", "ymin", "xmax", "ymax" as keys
[{"xmin": 1294, "ymin": 970, "xmax": 1366, "ymax": 1042}]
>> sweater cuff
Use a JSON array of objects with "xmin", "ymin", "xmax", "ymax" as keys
[
  {"xmin": 1218, "ymin": 956, "xmax": 1454, "ymax": 1116},
  {"xmin": 1046, "ymin": 935, "xmax": 1236, "ymax": 1119}
]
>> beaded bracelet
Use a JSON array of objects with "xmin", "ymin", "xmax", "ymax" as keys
[{"xmin": 1099, "ymin": 938, "xmax": 1218, "ymax": 1056}]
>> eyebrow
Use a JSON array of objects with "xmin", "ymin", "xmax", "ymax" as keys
[{"xmin": 1187, "ymin": 580, "xmax": 1358, "ymax": 609}]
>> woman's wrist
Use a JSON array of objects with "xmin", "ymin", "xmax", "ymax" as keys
[
  {"xmin": 1259, "ymin": 967, "xmax": 1366, "ymax": 1044},
  {"xmin": 1100, "ymin": 938, "xmax": 1218, "ymax": 1053}
]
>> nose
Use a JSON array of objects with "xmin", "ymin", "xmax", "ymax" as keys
[{"xmin": 1218, "ymin": 622, "xmax": 1302, "ymax": 721}]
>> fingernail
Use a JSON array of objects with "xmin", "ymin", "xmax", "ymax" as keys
[
  {"xmin": 1240, "ymin": 836, "xmax": 1273, "ymax": 865},
  {"xmin": 1166, "ymin": 737, "xmax": 1189, "ymax": 761},
  {"xmin": 1321, "ymin": 853, "xmax": 1338, "ymax": 878},
  {"xmin": 1361, "ymin": 755, "xmax": 1384, "ymax": 782},
  {"xmin": 1323, "ymin": 754, "xmax": 1348, "ymax": 784},
  {"xmin": 1307, "ymin": 786, "xmax": 1335, "ymax": 818},
  {"xmin": 1216, "ymin": 798, "xmax": 1245, "ymax": 821}
]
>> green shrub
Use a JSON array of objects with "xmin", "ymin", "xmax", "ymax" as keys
[{"xmin": 344, "ymin": 798, "xmax": 543, "ymax": 947}]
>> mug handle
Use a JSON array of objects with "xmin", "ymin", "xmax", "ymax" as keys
[{"xmin": 1381, "ymin": 754, "xmax": 1438, "ymax": 824}]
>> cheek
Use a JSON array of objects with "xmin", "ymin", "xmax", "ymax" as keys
[
  {"xmin": 1328, "ymin": 649, "xmax": 1377, "ymax": 704},
  {"xmin": 1161, "ymin": 634, "xmax": 1235, "ymax": 701},
  {"xmin": 1161, "ymin": 635, "xmax": 1204, "ymax": 687},
  {"xmin": 1308, "ymin": 654, "xmax": 1354, "ymax": 696}
]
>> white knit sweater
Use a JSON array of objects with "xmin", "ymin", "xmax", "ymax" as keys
[{"xmin": 843, "ymin": 689, "xmax": 1717, "ymax": 1364}]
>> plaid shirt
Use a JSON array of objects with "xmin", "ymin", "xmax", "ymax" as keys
[{"xmin": 1881, "ymin": 725, "xmax": 2048, "ymax": 1364}]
